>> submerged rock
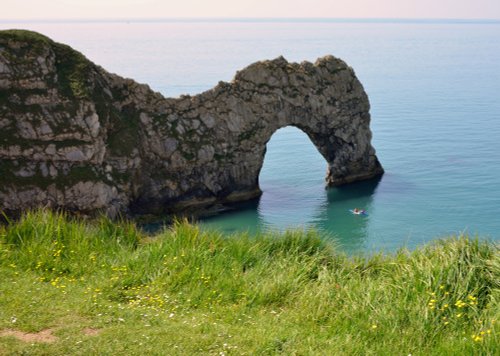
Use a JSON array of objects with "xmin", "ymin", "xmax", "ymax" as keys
[{"xmin": 0, "ymin": 30, "xmax": 383, "ymax": 217}]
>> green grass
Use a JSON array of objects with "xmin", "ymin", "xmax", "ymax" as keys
[{"xmin": 0, "ymin": 210, "xmax": 498, "ymax": 355}]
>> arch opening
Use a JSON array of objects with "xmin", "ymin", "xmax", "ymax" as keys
[{"xmin": 257, "ymin": 126, "xmax": 328, "ymax": 227}]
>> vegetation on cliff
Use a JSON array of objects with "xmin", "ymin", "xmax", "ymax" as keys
[
  {"xmin": 0, "ymin": 30, "xmax": 91, "ymax": 99},
  {"xmin": 0, "ymin": 210, "xmax": 498, "ymax": 354}
]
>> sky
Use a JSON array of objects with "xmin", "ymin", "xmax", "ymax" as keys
[{"xmin": 1, "ymin": 0, "xmax": 500, "ymax": 20}]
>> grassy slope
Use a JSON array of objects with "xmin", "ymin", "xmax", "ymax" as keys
[{"xmin": 0, "ymin": 210, "xmax": 498, "ymax": 355}]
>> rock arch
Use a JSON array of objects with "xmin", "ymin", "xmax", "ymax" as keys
[{"xmin": 0, "ymin": 30, "xmax": 383, "ymax": 216}]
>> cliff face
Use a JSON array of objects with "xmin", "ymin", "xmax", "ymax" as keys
[{"xmin": 0, "ymin": 30, "xmax": 383, "ymax": 217}]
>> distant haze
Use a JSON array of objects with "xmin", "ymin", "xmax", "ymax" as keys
[{"xmin": 1, "ymin": 0, "xmax": 500, "ymax": 20}]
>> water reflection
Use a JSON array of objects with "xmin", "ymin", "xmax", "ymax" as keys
[
  {"xmin": 313, "ymin": 176, "xmax": 382, "ymax": 253},
  {"xmin": 257, "ymin": 178, "xmax": 328, "ymax": 231},
  {"xmin": 200, "ymin": 176, "xmax": 382, "ymax": 253},
  {"xmin": 200, "ymin": 198, "xmax": 264, "ymax": 235}
]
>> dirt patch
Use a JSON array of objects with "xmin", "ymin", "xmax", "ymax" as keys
[
  {"xmin": 0, "ymin": 328, "xmax": 57, "ymax": 343},
  {"xmin": 82, "ymin": 327, "xmax": 101, "ymax": 336}
]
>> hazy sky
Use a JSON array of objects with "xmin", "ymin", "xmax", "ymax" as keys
[{"xmin": 1, "ymin": 0, "xmax": 500, "ymax": 20}]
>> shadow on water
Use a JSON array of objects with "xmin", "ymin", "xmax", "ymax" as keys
[
  {"xmin": 199, "ymin": 175, "xmax": 382, "ymax": 252},
  {"xmin": 198, "ymin": 197, "xmax": 265, "ymax": 235},
  {"xmin": 142, "ymin": 198, "xmax": 265, "ymax": 235},
  {"xmin": 312, "ymin": 175, "xmax": 382, "ymax": 253},
  {"xmin": 327, "ymin": 175, "xmax": 382, "ymax": 203},
  {"xmin": 145, "ymin": 176, "xmax": 382, "ymax": 253}
]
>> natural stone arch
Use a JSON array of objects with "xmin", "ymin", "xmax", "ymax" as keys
[
  {"xmin": 0, "ymin": 30, "xmax": 383, "ymax": 216},
  {"xmin": 146, "ymin": 55, "xmax": 384, "ymax": 209}
]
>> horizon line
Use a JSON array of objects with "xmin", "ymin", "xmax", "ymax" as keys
[{"xmin": 1, "ymin": 17, "xmax": 500, "ymax": 24}]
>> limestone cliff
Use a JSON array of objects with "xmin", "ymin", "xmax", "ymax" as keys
[{"xmin": 0, "ymin": 30, "xmax": 383, "ymax": 217}]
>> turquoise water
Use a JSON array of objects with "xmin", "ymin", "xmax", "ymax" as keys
[{"xmin": 2, "ymin": 20, "xmax": 499, "ymax": 252}]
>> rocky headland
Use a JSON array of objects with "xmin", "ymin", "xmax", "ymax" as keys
[{"xmin": 0, "ymin": 30, "xmax": 383, "ymax": 217}]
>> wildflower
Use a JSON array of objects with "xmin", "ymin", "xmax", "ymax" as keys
[
  {"xmin": 472, "ymin": 335, "xmax": 482, "ymax": 342},
  {"xmin": 371, "ymin": 324, "xmax": 377, "ymax": 329}
]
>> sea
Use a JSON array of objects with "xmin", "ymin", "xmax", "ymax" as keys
[{"xmin": 1, "ymin": 19, "xmax": 499, "ymax": 253}]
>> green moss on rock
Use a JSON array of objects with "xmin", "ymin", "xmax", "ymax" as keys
[
  {"xmin": 0, "ymin": 29, "xmax": 51, "ymax": 44},
  {"xmin": 106, "ymin": 105, "xmax": 141, "ymax": 157},
  {"xmin": 52, "ymin": 43, "xmax": 93, "ymax": 100},
  {"xmin": 0, "ymin": 29, "xmax": 52, "ymax": 54},
  {"xmin": 0, "ymin": 159, "xmax": 104, "ymax": 190}
]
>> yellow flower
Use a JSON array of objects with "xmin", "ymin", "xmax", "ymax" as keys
[
  {"xmin": 473, "ymin": 335, "xmax": 482, "ymax": 342},
  {"xmin": 371, "ymin": 324, "xmax": 377, "ymax": 329}
]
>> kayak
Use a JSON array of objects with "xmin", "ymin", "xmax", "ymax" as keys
[{"xmin": 349, "ymin": 209, "xmax": 367, "ymax": 216}]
